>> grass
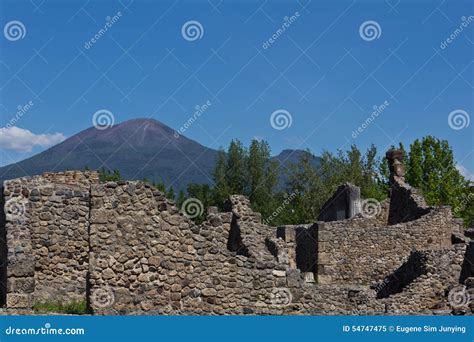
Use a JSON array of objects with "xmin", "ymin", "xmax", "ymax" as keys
[{"xmin": 32, "ymin": 300, "xmax": 88, "ymax": 314}]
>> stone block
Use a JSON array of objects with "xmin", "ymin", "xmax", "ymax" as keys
[
  {"xmin": 7, "ymin": 293, "xmax": 32, "ymax": 308},
  {"xmin": 317, "ymin": 275, "xmax": 332, "ymax": 285},
  {"xmin": 272, "ymin": 270, "xmax": 286, "ymax": 277},
  {"xmin": 8, "ymin": 259, "xmax": 35, "ymax": 277},
  {"xmin": 8, "ymin": 277, "xmax": 35, "ymax": 293}
]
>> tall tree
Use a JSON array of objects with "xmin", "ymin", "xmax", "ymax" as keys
[
  {"xmin": 247, "ymin": 140, "xmax": 278, "ymax": 217},
  {"xmin": 225, "ymin": 140, "xmax": 247, "ymax": 195},
  {"xmin": 405, "ymin": 136, "xmax": 471, "ymax": 226},
  {"xmin": 406, "ymin": 139, "xmax": 423, "ymax": 188},
  {"xmin": 212, "ymin": 149, "xmax": 229, "ymax": 207}
]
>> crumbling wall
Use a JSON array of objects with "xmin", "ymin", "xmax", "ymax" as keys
[
  {"xmin": 318, "ymin": 183, "xmax": 361, "ymax": 222},
  {"xmin": 0, "ymin": 185, "xmax": 7, "ymax": 306},
  {"xmin": 88, "ymin": 187, "xmax": 292, "ymax": 315},
  {"xmin": 386, "ymin": 149, "xmax": 431, "ymax": 225},
  {"xmin": 2, "ymin": 171, "xmax": 98, "ymax": 309},
  {"xmin": 316, "ymin": 207, "xmax": 454, "ymax": 284},
  {"xmin": 388, "ymin": 181, "xmax": 431, "ymax": 225},
  {"xmin": 0, "ymin": 163, "xmax": 471, "ymax": 316},
  {"xmin": 377, "ymin": 245, "xmax": 467, "ymax": 314}
]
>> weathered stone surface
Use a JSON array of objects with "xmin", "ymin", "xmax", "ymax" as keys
[
  {"xmin": 7, "ymin": 294, "xmax": 32, "ymax": 308},
  {"xmin": 0, "ymin": 163, "xmax": 472, "ymax": 316}
]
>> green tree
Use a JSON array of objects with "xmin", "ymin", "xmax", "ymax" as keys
[
  {"xmin": 99, "ymin": 168, "xmax": 122, "ymax": 182},
  {"xmin": 166, "ymin": 187, "xmax": 175, "ymax": 201},
  {"xmin": 176, "ymin": 190, "xmax": 186, "ymax": 208},
  {"xmin": 285, "ymin": 150, "xmax": 322, "ymax": 223},
  {"xmin": 212, "ymin": 149, "xmax": 229, "ymax": 207},
  {"xmin": 406, "ymin": 139, "xmax": 423, "ymax": 188},
  {"xmin": 405, "ymin": 136, "xmax": 471, "ymax": 226},
  {"xmin": 225, "ymin": 140, "xmax": 247, "ymax": 195},
  {"xmin": 247, "ymin": 140, "xmax": 278, "ymax": 217}
]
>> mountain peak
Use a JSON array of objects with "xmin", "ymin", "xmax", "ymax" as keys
[
  {"xmin": 75, "ymin": 117, "xmax": 179, "ymax": 146},
  {"xmin": 0, "ymin": 119, "xmax": 321, "ymax": 191}
]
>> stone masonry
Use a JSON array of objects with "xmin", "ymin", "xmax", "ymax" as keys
[{"xmin": 0, "ymin": 151, "xmax": 473, "ymax": 315}]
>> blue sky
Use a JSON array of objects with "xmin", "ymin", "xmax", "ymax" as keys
[{"xmin": 0, "ymin": 0, "xmax": 473, "ymax": 178}]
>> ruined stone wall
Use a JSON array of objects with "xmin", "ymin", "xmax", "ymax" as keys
[
  {"xmin": 0, "ymin": 168, "xmax": 471, "ymax": 316},
  {"xmin": 388, "ymin": 180, "xmax": 431, "ymax": 225},
  {"xmin": 316, "ymin": 207, "xmax": 454, "ymax": 284},
  {"xmin": 2, "ymin": 171, "xmax": 98, "ymax": 309},
  {"xmin": 89, "ymin": 189, "xmax": 295, "ymax": 315},
  {"xmin": 318, "ymin": 183, "xmax": 361, "ymax": 222}
]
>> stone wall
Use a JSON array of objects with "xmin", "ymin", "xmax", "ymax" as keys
[
  {"xmin": 316, "ymin": 206, "xmax": 454, "ymax": 284},
  {"xmin": 0, "ymin": 163, "xmax": 472, "ymax": 316},
  {"xmin": 2, "ymin": 171, "xmax": 98, "ymax": 309},
  {"xmin": 318, "ymin": 183, "xmax": 361, "ymax": 222}
]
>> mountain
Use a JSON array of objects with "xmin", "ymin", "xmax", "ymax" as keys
[
  {"xmin": 0, "ymin": 119, "xmax": 320, "ymax": 191},
  {"xmin": 272, "ymin": 149, "xmax": 321, "ymax": 190}
]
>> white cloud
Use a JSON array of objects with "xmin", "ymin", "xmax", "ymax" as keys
[
  {"xmin": 456, "ymin": 164, "xmax": 474, "ymax": 181},
  {"xmin": 0, "ymin": 126, "xmax": 66, "ymax": 152}
]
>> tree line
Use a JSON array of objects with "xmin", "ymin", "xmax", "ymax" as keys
[{"xmin": 97, "ymin": 136, "xmax": 473, "ymax": 227}]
